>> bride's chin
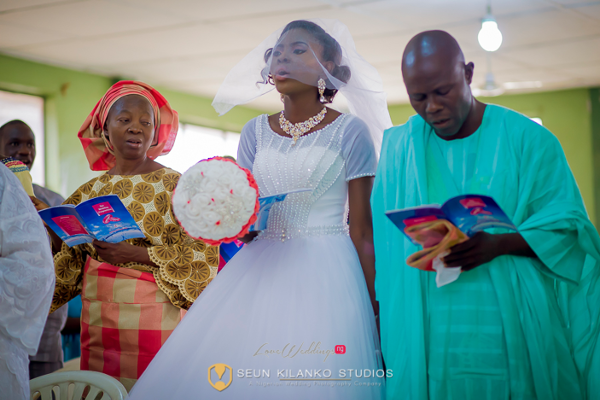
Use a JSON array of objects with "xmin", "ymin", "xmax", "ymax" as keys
[
  {"xmin": 274, "ymin": 82, "xmax": 292, "ymax": 94},
  {"xmin": 276, "ymin": 86, "xmax": 315, "ymax": 100}
]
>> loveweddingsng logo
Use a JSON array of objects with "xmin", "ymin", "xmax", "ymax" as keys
[
  {"xmin": 208, "ymin": 363, "xmax": 233, "ymax": 391},
  {"xmin": 254, "ymin": 341, "xmax": 344, "ymax": 362}
]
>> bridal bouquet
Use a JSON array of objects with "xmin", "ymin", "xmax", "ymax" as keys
[{"xmin": 172, "ymin": 157, "xmax": 259, "ymax": 245}]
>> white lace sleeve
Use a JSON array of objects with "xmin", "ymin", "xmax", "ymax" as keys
[
  {"xmin": 0, "ymin": 164, "xmax": 55, "ymax": 356},
  {"xmin": 341, "ymin": 116, "xmax": 378, "ymax": 181},
  {"xmin": 237, "ymin": 117, "xmax": 258, "ymax": 171}
]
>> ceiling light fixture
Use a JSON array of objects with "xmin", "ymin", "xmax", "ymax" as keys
[
  {"xmin": 478, "ymin": 3, "xmax": 503, "ymax": 52},
  {"xmin": 479, "ymin": 71, "xmax": 504, "ymax": 96}
]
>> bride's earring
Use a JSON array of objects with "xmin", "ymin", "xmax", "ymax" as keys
[
  {"xmin": 318, "ymin": 78, "xmax": 327, "ymax": 103},
  {"xmin": 280, "ymin": 94, "xmax": 285, "ymax": 103}
]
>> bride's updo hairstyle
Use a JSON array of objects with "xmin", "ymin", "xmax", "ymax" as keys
[{"xmin": 262, "ymin": 20, "xmax": 351, "ymax": 103}]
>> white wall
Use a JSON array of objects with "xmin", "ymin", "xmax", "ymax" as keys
[
  {"xmin": 0, "ymin": 90, "xmax": 45, "ymax": 185},
  {"xmin": 157, "ymin": 124, "xmax": 240, "ymax": 174}
]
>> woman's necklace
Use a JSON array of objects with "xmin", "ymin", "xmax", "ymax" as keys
[{"xmin": 279, "ymin": 107, "xmax": 327, "ymax": 144}]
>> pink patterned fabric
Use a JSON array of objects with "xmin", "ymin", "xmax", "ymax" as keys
[{"xmin": 80, "ymin": 258, "xmax": 185, "ymax": 391}]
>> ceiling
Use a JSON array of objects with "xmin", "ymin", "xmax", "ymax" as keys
[{"xmin": 1, "ymin": 0, "xmax": 599, "ymax": 111}]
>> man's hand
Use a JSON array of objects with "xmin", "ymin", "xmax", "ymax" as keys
[
  {"xmin": 442, "ymin": 231, "xmax": 501, "ymax": 271},
  {"xmin": 443, "ymin": 231, "xmax": 536, "ymax": 271},
  {"xmin": 92, "ymin": 240, "xmax": 154, "ymax": 266},
  {"xmin": 30, "ymin": 196, "xmax": 50, "ymax": 211}
]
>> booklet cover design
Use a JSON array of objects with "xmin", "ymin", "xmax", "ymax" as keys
[
  {"xmin": 385, "ymin": 194, "xmax": 517, "ymax": 245},
  {"xmin": 39, "ymin": 194, "xmax": 145, "ymax": 247}
]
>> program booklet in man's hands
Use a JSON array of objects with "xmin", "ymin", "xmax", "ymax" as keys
[
  {"xmin": 385, "ymin": 194, "xmax": 517, "ymax": 245},
  {"xmin": 39, "ymin": 194, "xmax": 145, "ymax": 247},
  {"xmin": 250, "ymin": 188, "xmax": 313, "ymax": 232}
]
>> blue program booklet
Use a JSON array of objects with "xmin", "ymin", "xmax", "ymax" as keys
[
  {"xmin": 39, "ymin": 194, "xmax": 145, "ymax": 247},
  {"xmin": 250, "ymin": 188, "xmax": 313, "ymax": 232},
  {"xmin": 385, "ymin": 194, "xmax": 517, "ymax": 245}
]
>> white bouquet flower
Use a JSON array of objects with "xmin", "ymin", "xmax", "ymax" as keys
[{"xmin": 172, "ymin": 157, "xmax": 259, "ymax": 245}]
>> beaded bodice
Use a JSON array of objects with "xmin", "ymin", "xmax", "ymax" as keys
[{"xmin": 253, "ymin": 114, "xmax": 351, "ymax": 241}]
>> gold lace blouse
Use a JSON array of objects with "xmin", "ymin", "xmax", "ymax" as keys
[{"xmin": 50, "ymin": 168, "xmax": 219, "ymax": 312}]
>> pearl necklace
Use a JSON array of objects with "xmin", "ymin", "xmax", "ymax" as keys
[{"xmin": 279, "ymin": 107, "xmax": 327, "ymax": 144}]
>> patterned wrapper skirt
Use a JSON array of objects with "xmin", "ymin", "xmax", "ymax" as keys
[{"xmin": 80, "ymin": 258, "xmax": 185, "ymax": 391}]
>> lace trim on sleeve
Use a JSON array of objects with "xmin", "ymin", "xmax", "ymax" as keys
[{"xmin": 346, "ymin": 172, "xmax": 376, "ymax": 182}]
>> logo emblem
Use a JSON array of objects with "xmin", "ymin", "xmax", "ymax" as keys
[
  {"xmin": 208, "ymin": 363, "xmax": 232, "ymax": 391},
  {"xmin": 102, "ymin": 214, "xmax": 121, "ymax": 224},
  {"xmin": 335, "ymin": 345, "xmax": 346, "ymax": 354}
]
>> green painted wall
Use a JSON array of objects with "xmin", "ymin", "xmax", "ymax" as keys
[
  {"xmin": 388, "ymin": 88, "xmax": 597, "ymax": 226},
  {"xmin": 0, "ymin": 53, "xmax": 264, "ymax": 197},
  {"xmin": 0, "ymin": 54, "xmax": 112, "ymax": 197}
]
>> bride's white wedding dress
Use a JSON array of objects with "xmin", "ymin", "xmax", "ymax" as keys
[{"xmin": 129, "ymin": 113, "xmax": 384, "ymax": 399}]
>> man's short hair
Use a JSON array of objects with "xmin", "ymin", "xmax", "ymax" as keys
[{"xmin": 0, "ymin": 119, "xmax": 30, "ymax": 137}]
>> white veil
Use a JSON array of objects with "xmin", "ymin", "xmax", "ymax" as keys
[{"xmin": 212, "ymin": 18, "xmax": 392, "ymax": 153}]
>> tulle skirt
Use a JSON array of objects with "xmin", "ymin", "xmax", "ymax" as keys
[{"xmin": 129, "ymin": 235, "xmax": 384, "ymax": 399}]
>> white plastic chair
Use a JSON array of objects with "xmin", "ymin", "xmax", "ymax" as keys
[{"xmin": 30, "ymin": 370, "xmax": 128, "ymax": 400}]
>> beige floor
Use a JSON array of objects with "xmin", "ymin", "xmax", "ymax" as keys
[{"xmin": 53, "ymin": 357, "xmax": 81, "ymax": 373}]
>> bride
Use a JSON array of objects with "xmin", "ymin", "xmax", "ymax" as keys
[{"xmin": 129, "ymin": 19, "xmax": 392, "ymax": 399}]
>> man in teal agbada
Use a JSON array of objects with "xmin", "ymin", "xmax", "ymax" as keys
[{"xmin": 372, "ymin": 30, "xmax": 600, "ymax": 400}]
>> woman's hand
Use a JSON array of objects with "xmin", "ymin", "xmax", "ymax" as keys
[
  {"xmin": 30, "ymin": 196, "xmax": 50, "ymax": 211},
  {"xmin": 238, "ymin": 231, "xmax": 259, "ymax": 244},
  {"xmin": 61, "ymin": 317, "xmax": 81, "ymax": 336},
  {"xmin": 92, "ymin": 240, "xmax": 156, "ymax": 266}
]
